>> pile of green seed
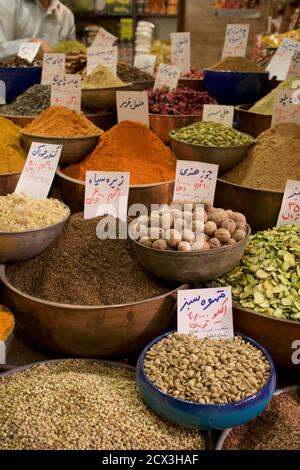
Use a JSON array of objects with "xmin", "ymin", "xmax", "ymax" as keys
[
  {"xmin": 0, "ymin": 360, "xmax": 207, "ymax": 450},
  {"xmin": 212, "ymin": 225, "xmax": 300, "ymax": 322},
  {"xmin": 144, "ymin": 333, "xmax": 270, "ymax": 405},
  {"xmin": 170, "ymin": 121, "xmax": 254, "ymax": 147}
]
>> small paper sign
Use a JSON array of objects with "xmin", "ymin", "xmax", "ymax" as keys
[
  {"xmin": 87, "ymin": 46, "xmax": 118, "ymax": 76},
  {"xmin": 51, "ymin": 73, "xmax": 81, "ymax": 114},
  {"xmin": 116, "ymin": 91, "xmax": 149, "ymax": 126},
  {"xmin": 222, "ymin": 24, "xmax": 249, "ymax": 58},
  {"xmin": 173, "ymin": 160, "xmax": 219, "ymax": 205},
  {"xmin": 15, "ymin": 142, "xmax": 62, "ymax": 199},
  {"xmin": 134, "ymin": 54, "xmax": 156, "ymax": 75},
  {"xmin": 272, "ymin": 89, "xmax": 300, "ymax": 126},
  {"xmin": 18, "ymin": 42, "xmax": 40, "ymax": 63},
  {"xmin": 287, "ymin": 50, "xmax": 300, "ymax": 78},
  {"xmin": 178, "ymin": 287, "xmax": 234, "ymax": 340},
  {"xmin": 277, "ymin": 179, "xmax": 300, "ymax": 226},
  {"xmin": 202, "ymin": 104, "xmax": 234, "ymax": 127},
  {"xmin": 91, "ymin": 27, "xmax": 117, "ymax": 48},
  {"xmin": 0, "ymin": 340, "xmax": 5, "ymax": 364},
  {"xmin": 41, "ymin": 53, "xmax": 65, "ymax": 85},
  {"xmin": 0, "ymin": 80, "xmax": 6, "ymax": 104},
  {"xmin": 267, "ymin": 38, "xmax": 300, "ymax": 81},
  {"xmin": 171, "ymin": 32, "xmax": 191, "ymax": 74},
  {"xmin": 84, "ymin": 171, "xmax": 130, "ymax": 221},
  {"xmin": 154, "ymin": 63, "xmax": 181, "ymax": 91}
]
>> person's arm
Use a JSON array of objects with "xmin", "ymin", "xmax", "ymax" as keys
[{"xmin": 0, "ymin": 0, "xmax": 29, "ymax": 59}]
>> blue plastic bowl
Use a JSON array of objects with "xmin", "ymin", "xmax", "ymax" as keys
[
  {"xmin": 203, "ymin": 69, "xmax": 269, "ymax": 106},
  {"xmin": 136, "ymin": 331, "xmax": 276, "ymax": 431},
  {"xmin": 0, "ymin": 66, "xmax": 42, "ymax": 103}
]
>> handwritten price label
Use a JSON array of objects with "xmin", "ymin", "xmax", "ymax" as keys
[
  {"xmin": 18, "ymin": 42, "xmax": 40, "ymax": 63},
  {"xmin": 87, "ymin": 46, "xmax": 117, "ymax": 76},
  {"xmin": 51, "ymin": 73, "xmax": 81, "ymax": 114},
  {"xmin": 134, "ymin": 54, "xmax": 156, "ymax": 76},
  {"xmin": 84, "ymin": 171, "xmax": 130, "ymax": 221},
  {"xmin": 41, "ymin": 53, "xmax": 65, "ymax": 85},
  {"xmin": 0, "ymin": 80, "xmax": 6, "ymax": 104},
  {"xmin": 272, "ymin": 89, "xmax": 300, "ymax": 126},
  {"xmin": 178, "ymin": 287, "xmax": 234, "ymax": 340},
  {"xmin": 222, "ymin": 24, "xmax": 249, "ymax": 59},
  {"xmin": 154, "ymin": 63, "xmax": 181, "ymax": 91},
  {"xmin": 202, "ymin": 104, "xmax": 234, "ymax": 127},
  {"xmin": 277, "ymin": 180, "xmax": 300, "ymax": 227},
  {"xmin": 171, "ymin": 32, "xmax": 191, "ymax": 74},
  {"xmin": 267, "ymin": 38, "xmax": 300, "ymax": 80},
  {"xmin": 91, "ymin": 27, "xmax": 117, "ymax": 48},
  {"xmin": 173, "ymin": 160, "xmax": 219, "ymax": 204},
  {"xmin": 117, "ymin": 91, "xmax": 149, "ymax": 127},
  {"xmin": 287, "ymin": 50, "xmax": 300, "ymax": 78},
  {"xmin": 15, "ymin": 142, "xmax": 62, "ymax": 199}
]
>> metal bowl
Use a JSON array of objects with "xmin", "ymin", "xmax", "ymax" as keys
[
  {"xmin": 170, "ymin": 134, "xmax": 255, "ymax": 173},
  {"xmin": 0, "ymin": 172, "xmax": 20, "ymax": 196},
  {"xmin": 21, "ymin": 132, "xmax": 101, "ymax": 165},
  {"xmin": 235, "ymin": 104, "xmax": 271, "ymax": 138},
  {"xmin": 1, "ymin": 264, "xmax": 186, "ymax": 358},
  {"xmin": 130, "ymin": 224, "xmax": 251, "ymax": 283},
  {"xmin": 0, "ymin": 205, "xmax": 70, "ymax": 263},
  {"xmin": 130, "ymin": 80, "xmax": 154, "ymax": 91},
  {"xmin": 0, "ymin": 114, "xmax": 35, "ymax": 128},
  {"xmin": 0, "ymin": 305, "xmax": 15, "ymax": 363},
  {"xmin": 81, "ymin": 83, "xmax": 133, "ymax": 111},
  {"xmin": 149, "ymin": 114, "xmax": 203, "ymax": 144},
  {"xmin": 56, "ymin": 167, "xmax": 175, "ymax": 213},
  {"xmin": 178, "ymin": 78, "xmax": 204, "ymax": 91},
  {"xmin": 214, "ymin": 179, "xmax": 283, "ymax": 233}
]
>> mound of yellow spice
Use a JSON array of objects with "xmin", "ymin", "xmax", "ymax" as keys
[{"xmin": 0, "ymin": 117, "xmax": 26, "ymax": 174}]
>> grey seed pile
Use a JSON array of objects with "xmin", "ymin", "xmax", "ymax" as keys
[
  {"xmin": 144, "ymin": 333, "xmax": 270, "ymax": 405},
  {"xmin": 0, "ymin": 360, "xmax": 207, "ymax": 450},
  {"xmin": 0, "ymin": 85, "xmax": 51, "ymax": 116}
]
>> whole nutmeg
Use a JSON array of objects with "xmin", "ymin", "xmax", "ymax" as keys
[
  {"xmin": 204, "ymin": 233, "xmax": 210, "ymax": 242},
  {"xmin": 174, "ymin": 218, "xmax": 189, "ymax": 232},
  {"xmin": 165, "ymin": 229, "xmax": 182, "ymax": 248},
  {"xmin": 204, "ymin": 203, "xmax": 213, "ymax": 212},
  {"xmin": 221, "ymin": 218, "xmax": 237, "ymax": 234},
  {"xmin": 209, "ymin": 237, "xmax": 221, "ymax": 250},
  {"xmin": 231, "ymin": 212, "xmax": 247, "ymax": 225},
  {"xmin": 191, "ymin": 240, "xmax": 204, "ymax": 251},
  {"xmin": 225, "ymin": 238, "xmax": 236, "ymax": 246},
  {"xmin": 226, "ymin": 209, "xmax": 235, "ymax": 219},
  {"xmin": 170, "ymin": 208, "xmax": 182, "ymax": 219},
  {"xmin": 182, "ymin": 229, "xmax": 195, "ymax": 244},
  {"xmin": 161, "ymin": 213, "xmax": 174, "ymax": 230},
  {"xmin": 152, "ymin": 239, "xmax": 168, "ymax": 251},
  {"xmin": 204, "ymin": 221, "xmax": 217, "ymax": 236},
  {"xmin": 193, "ymin": 206, "xmax": 206, "ymax": 222},
  {"xmin": 149, "ymin": 213, "xmax": 161, "ymax": 228},
  {"xmin": 214, "ymin": 228, "xmax": 231, "ymax": 243},
  {"xmin": 200, "ymin": 241, "xmax": 211, "ymax": 251},
  {"xmin": 182, "ymin": 211, "xmax": 193, "ymax": 224},
  {"xmin": 138, "ymin": 215, "xmax": 149, "ymax": 226},
  {"xmin": 158, "ymin": 204, "xmax": 170, "ymax": 214},
  {"xmin": 235, "ymin": 221, "xmax": 247, "ymax": 231},
  {"xmin": 170, "ymin": 199, "xmax": 184, "ymax": 210},
  {"xmin": 232, "ymin": 229, "xmax": 247, "ymax": 242},
  {"xmin": 178, "ymin": 241, "xmax": 192, "ymax": 252},
  {"xmin": 132, "ymin": 222, "xmax": 148, "ymax": 239},
  {"xmin": 208, "ymin": 208, "xmax": 229, "ymax": 227},
  {"xmin": 192, "ymin": 220, "xmax": 204, "ymax": 233},
  {"xmin": 139, "ymin": 237, "xmax": 152, "ymax": 247},
  {"xmin": 149, "ymin": 227, "xmax": 164, "ymax": 241}
]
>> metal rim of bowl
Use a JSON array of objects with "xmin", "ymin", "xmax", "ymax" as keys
[
  {"xmin": 0, "ymin": 171, "xmax": 20, "ymax": 178},
  {"xmin": 1, "ymin": 305, "xmax": 15, "ymax": 341},
  {"xmin": 218, "ymin": 176, "xmax": 283, "ymax": 196},
  {"xmin": 169, "ymin": 131, "xmax": 256, "ymax": 150},
  {"xmin": 138, "ymin": 330, "xmax": 276, "ymax": 409},
  {"xmin": 203, "ymin": 69, "xmax": 269, "ymax": 76},
  {"xmin": 235, "ymin": 103, "xmax": 271, "ymax": 117},
  {"xmin": 232, "ymin": 300, "xmax": 300, "ymax": 328},
  {"xmin": 20, "ymin": 131, "xmax": 102, "ymax": 141},
  {"xmin": 56, "ymin": 166, "xmax": 175, "ymax": 189},
  {"xmin": 149, "ymin": 113, "xmax": 203, "ymax": 119},
  {"xmin": 214, "ymin": 385, "xmax": 300, "ymax": 450},
  {"xmin": 179, "ymin": 77, "xmax": 203, "ymax": 81},
  {"xmin": 0, "ymin": 111, "xmax": 115, "ymax": 119},
  {"xmin": 130, "ymin": 223, "xmax": 251, "ymax": 256},
  {"xmin": 81, "ymin": 83, "xmax": 133, "ymax": 92}
]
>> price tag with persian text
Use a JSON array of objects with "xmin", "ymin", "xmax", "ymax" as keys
[
  {"xmin": 171, "ymin": 32, "xmax": 191, "ymax": 74},
  {"xmin": 277, "ymin": 180, "xmax": 300, "ymax": 227},
  {"xmin": 91, "ymin": 27, "xmax": 117, "ymax": 48},
  {"xmin": 173, "ymin": 160, "xmax": 219, "ymax": 205},
  {"xmin": 271, "ymin": 89, "xmax": 300, "ymax": 126},
  {"xmin": 178, "ymin": 287, "xmax": 234, "ymax": 340},
  {"xmin": 267, "ymin": 38, "xmax": 300, "ymax": 81},
  {"xmin": 154, "ymin": 63, "xmax": 181, "ymax": 91},
  {"xmin": 287, "ymin": 50, "xmax": 300, "ymax": 78},
  {"xmin": 202, "ymin": 104, "xmax": 234, "ymax": 127},
  {"xmin": 15, "ymin": 142, "xmax": 62, "ymax": 199},
  {"xmin": 87, "ymin": 46, "xmax": 118, "ymax": 76},
  {"xmin": 51, "ymin": 73, "xmax": 81, "ymax": 114},
  {"xmin": 134, "ymin": 54, "xmax": 156, "ymax": 76},
  {"xmin": 41, "ymin": 53, "xmax": 66, "ymax": 85},
  {"xmin": 18, "ymin": 42, "xmax": 40, "ymax": 62},
  {"xmin": 84, "ymin": 171, "xmax": 130, "ymax": 221},
  {"xmin": 222, "ymin": 24, "xmax": 249, "ymax": 58},
  {"xmin": 0, "ymin": 80, "xmax": 6, "ymax": 104},
  {"xmin": 116, "ymin": 91, "xmax": 149, "ymax": 127}
]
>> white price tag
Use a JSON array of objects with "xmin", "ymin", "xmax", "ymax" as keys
[
  {"xmin": 41, "ymin": 53, "xmax": 65, "ymax": 85},
  {"xmin": 202, "ymin": 104, "xmax": 234, "ymax": 127},
  {"xmin": 287, "ymin": 50, "xmax": 300, "ymax": 78},
  {"xmin": 87, "ymin": 46, "xmax": 118, "ymax": 76},
  {"xmin": 15, "ymin": 142, "xmax": 62, "ymax": 199},
  {"xmin": 171, "ymin": 32, "xmax": 191, "ymax": 74},
  {"xmin": 154, "ymin": 63, "xmax": 181, "ymax": 91},
  {"xmin": 116, "ymin": 91, "xmax": 149, "ymax": 127},
  {"xmin": 91, "ymin": 27, "xmax": 117, "ymax": 48},
  {"xmin": 173, "ymin": 160, "xmax": 219, "ymax": 205},
  {"xmin": 267, "ymin": 38, "xmax": 300, "ymax": 81},
  {"xmin": 84, "ymin": 171, "xmax": 130, "ymax": 221},
  {"xmin": 51, "ymin": 73, "xmax": 81, "ymax": 114},
  {"xmin": 178, "ymin": 287, "xmax": 234, "ymax": 340},
  {"xmin": 0, "ymin": 80, "xmax": 6, "ymax": 104},
  {"xmin": 134, "ymin": 54, "xmax": 156, "ymax": 76},
  {"xmin": 222, "ymin": 24, "xmax": 249, "ymax": 58},
  {"xmin": 0, "ymin": 340, "xmax": 6, "ymax": 364},
  {"xmin": 277, "ymin": 179, "xmax": 300, "ymax": 226},
  {"xmin": 271, "ymin": 89, "xmax": 300, "ymax": 126},
  {"xmin": 18, "ymin": 42, "xmax": 40, "ymax": 62}
]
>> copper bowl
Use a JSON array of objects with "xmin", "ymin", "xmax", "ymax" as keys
[
  {"xmin": 131, "ymin": 80, "xmax": 154, "ymax": 91},
  {"xmin": 56, "ymin": 168, "xmax": 175, "ymax": 213},
  {"xmin": 0, "ymin": 114, "xmax": 34, "ymax": 128},
  {"xmin": 0, "ymin": 172, "xmax": 20, "ymax": 196},
  {"xmin": 149, "ymin": 114, "xmax": 203, "ymax": 144},
  {"xmin": 235, "ymin": 104, "xmax": 271, "ymax": 138},
  {"xmin": 1, "ymin": 264, "xmax": 186, "ymax": 358}
]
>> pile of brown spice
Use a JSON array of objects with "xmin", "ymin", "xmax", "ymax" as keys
[
  {"xmin": 208, "ymin": 57, "xmax": 265, "ymax": 73},
  {"xmin": 222, "ymin": 123, "xmax": 300, "ymax": 191}
]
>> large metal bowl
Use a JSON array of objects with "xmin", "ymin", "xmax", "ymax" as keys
[
  {"xmin": 81, "ymin": 83, "xmax": 133, "ymax": 111},
  {"xmin": 170, "ymin": 134, "xmax": 255, "ymax": 173},
  {"xmin": 1, "ymin": 264, "xmax": 186, "ymax": 358},
  {"xmin": 149, "ymin": 114, "xmax": 203, "ymax": 144},
  {"xmin": 56, "ymin": 168, "xmax": 175, "ymax": 213},
  {"xmin": 214, "ymin": 179, "xmax": 283, "ymax": 232},
  {"xmin": 178, "ymin": 78, "xmax": 204, "ymax": 91},
  {"xmin": 0, "ymin": 205, "xmax": 70, "ymax": 263},
  {"xmin": 0, "ymin": 173, "xmax": 20, "ymax": 196},
  {"xmin": 131, "ymin": 80, "xmax": 154, "ymax": 91},
  {"xmin": 0, "ymin": 114, "xmax": 34, "ymax": 128},
  {"xmin": 235, "ymin": 104, "xmax": 271, "ymax": 138},
  {"xmin": 130, "ymin": 225, "xmax": 251, "ymax": 283},
  {"xmin": 21, "ymin": 132, "xmax": 101, "ymax": 165}
]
